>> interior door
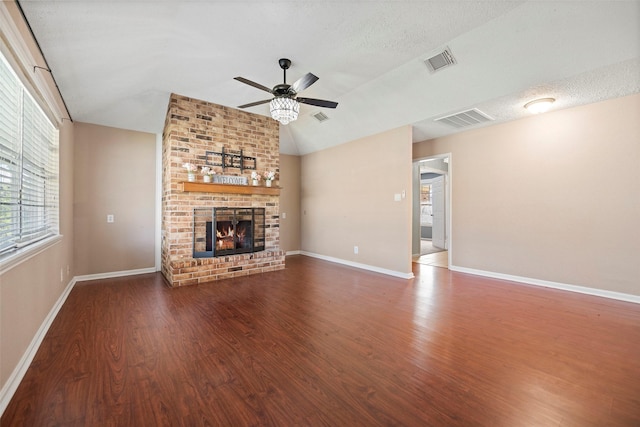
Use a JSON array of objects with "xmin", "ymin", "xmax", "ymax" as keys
[{"xmin": 431, "ymin": 175, "xmax": 446, "ymax": 249}]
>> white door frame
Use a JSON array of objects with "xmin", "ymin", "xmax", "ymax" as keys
[{"xmin": 413, "ymin": 153, "xmax": 452, "ymax": 267}]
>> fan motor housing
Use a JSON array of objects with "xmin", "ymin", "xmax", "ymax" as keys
[{"xmin": 273, "ymin": 84, "xmax": 293, "ymax": 96}]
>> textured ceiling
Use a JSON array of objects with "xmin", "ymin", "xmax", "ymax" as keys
[{"xmin": 19, "ymin": 1, "xmax": 640, "ymax": 155}]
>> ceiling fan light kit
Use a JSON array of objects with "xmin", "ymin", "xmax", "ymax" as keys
[
  {"xmin": 270, "ymin": 97, "xmax": 300, "ymax": 125},
  {"xmin": 235, "ymin": 58, "xmax": 338, "ymax": 125}
]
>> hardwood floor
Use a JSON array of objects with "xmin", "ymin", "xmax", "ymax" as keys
[
  {"xmin": 3, "ymin": 255, "xmax": 640, "ymax": 426},
  {"xmin": 413, "ymin": 250, "xmax": 449, "ymax": 268}
]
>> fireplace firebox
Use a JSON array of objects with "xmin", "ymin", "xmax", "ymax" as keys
[{"xmin": 193, "ymin": 208, "xmax": 265, "ymax": 257}]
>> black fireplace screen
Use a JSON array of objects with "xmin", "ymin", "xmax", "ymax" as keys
[{"xmin": 193, "ymin": 208, "xmax": 265, "ymax": 257}]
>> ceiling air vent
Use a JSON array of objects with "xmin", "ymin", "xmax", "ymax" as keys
[
  {"xmin": 424, "ymin": 47, "xmax": 456, "ymax": 73},
  {"xmin": 312, "ymin": 111, "xmax": 330, "ymax": 123},
  {"xmin": 435, "ymin": 108, "xmax": 494, "ymax": 128}
]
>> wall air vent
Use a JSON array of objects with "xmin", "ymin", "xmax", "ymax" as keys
[
  {"xmin": 424, "ymin": 47, "xmax": 456, "ymax": 73},
  {"xmin": 435, "ymin": 108, "xmax": 494, "ymax": 128},
  {"xmin": 312, "ymin": 111, "xmax": 330, "ymax": 123}
]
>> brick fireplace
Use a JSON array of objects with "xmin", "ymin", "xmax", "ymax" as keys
[{"xmin": 161, "ymin": 94, "xmax": 285, "ymax": 287}]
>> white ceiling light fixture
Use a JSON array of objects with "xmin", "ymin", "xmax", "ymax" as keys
[
  {"xmin": 270, "ymin": 97, "xmax": 300, "ymax": 125},
  {"xmin": 524, "ymin": 97, "xmax": 555, "ymax": 114}
]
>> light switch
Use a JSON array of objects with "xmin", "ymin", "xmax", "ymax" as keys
[{"xmin": 394, "ymin": 193, "xmax": 401, "ymax": 202}]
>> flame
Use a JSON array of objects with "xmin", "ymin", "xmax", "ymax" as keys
[
  {"xmin": 216, "ymin": 225, "xmax": 234, "ymax": 239},
  {"xmin": 215, "ymin": 223, "xmax": 236, "ymax": 250}
]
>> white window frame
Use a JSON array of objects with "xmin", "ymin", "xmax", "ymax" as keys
[{"xmin": 0, "ymin": 48, "xmax": 60, "ymax": 274}]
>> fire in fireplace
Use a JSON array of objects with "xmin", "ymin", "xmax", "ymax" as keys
[
  {"xmin": 194, "ymin": 207, "xmax": 265, "ymax": 257},
  {"xmin": 208, "ymin": 220, "xmax": 252, "ymax": 251}
]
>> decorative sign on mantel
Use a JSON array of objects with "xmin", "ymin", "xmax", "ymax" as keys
[
  {"xmin": 212, "ymin": 174, "xmax": 248, "ymax": 185},
  {"xmin": 206, "ymin": 147, "xmax": 256, "ymax": 172}
]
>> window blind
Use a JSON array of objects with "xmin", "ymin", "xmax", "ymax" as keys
[{"xmin": 0, "ymin": 51, "xmax": 59, "ymax": 255}]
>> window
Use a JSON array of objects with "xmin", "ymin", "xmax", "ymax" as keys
[{"xmin": 0, "ymin": 50, "xmax": 59, "ymax": 257}]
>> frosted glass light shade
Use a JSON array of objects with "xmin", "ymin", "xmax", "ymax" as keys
[{"xmin": 524, "ymin": 98, "xmax": 555, "ymax": 114}]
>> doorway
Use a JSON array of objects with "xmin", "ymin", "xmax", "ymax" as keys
[{"xmin": 412, "ymin": 155, "xmax": 451, "ymax": 268}]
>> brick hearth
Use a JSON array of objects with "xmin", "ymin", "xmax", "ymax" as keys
[{"xmin": 161, "ymin": 94, "xmax": 285, "ymax": 287}]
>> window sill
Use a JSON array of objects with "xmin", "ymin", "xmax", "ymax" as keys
[{"xmin": 0, "ymin": 235, "xmax": 63, "ymax": 276}]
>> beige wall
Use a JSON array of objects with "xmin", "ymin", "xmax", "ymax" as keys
[
  {"xmin": 301, "ymin": 126, "xmax": 413, "ymax": 275},
  {"xmin": 279, "ymin": 154, "xmax": 301, "ymax": 253},
  {"xmin": 0, "ymin": 120, "xmax": 75, "ymax": 391},
  {"xmin": 414, "ymin": 94, "xmax": 640, "ymax": 296},
  {"xmin": 0, "ymin": 0, "xmax": 77, "ymax": 399},
  {"xmin": 74, "ymin": 122, "xmax": 156, "ymax": 276}
]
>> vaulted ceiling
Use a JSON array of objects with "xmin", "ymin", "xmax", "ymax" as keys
[{"xmin": 19, "ymin": 1, "xmax": 640, "ymax": 155}]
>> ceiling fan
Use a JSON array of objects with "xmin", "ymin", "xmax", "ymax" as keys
[{"xmin": 234, "ymin": 58, "xmax": 338, "ymax": 125}]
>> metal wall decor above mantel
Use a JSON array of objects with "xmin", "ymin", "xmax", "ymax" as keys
[{"xmin": 206, "ymin": 148, "xmax": 256, "ymax": 172}]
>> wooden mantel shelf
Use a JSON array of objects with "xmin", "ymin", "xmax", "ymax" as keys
[{"xmin": 181, "ymin": 181, "xmax": 280, "ymax": 196}]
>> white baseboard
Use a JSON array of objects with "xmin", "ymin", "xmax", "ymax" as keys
[
  {"xmin": 74, "ymin": 267, "xmax": 157, "ymax": 283},
  {"xmin": 286, "ymin": 250, "xmax": 302, "ymax": 256},
  {"xmin": 0, "ymin": 277, "xmax": 77, "ymax": 416},
  {"xmin": 300, "ymin": 251, "xmax": 414, "ymax": 279},
  {"xmin": 449, "ymin": 264, "xmax": 640, "ymax": 304}
]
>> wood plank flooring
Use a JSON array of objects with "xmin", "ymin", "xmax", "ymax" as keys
[
  {"xmin": 413, "ymin": 250, "xmax": 449, "ymax": 268},
  {"xmin": 3, "ymin": 255, "xmax": 640, "ymax": 426}
]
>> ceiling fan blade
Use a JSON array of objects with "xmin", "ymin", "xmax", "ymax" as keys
[
  {"xmin": 234, "ymin": 77, "xmax": 273, "ymax": 94},
  {"xmin": 238, "ymin": 99, "xmax": 271, "ymax": 109},
  {"xmin": 297, "ymin": 97, "xmax": 338, "ymax": 109},
  {"xmin": 291, "ymin": 73, "xmax": 319, "ymax": 93}
]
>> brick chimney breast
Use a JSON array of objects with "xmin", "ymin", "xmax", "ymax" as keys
[{"xmin": 161, "ymin": 94, "xmax": 284, "ymax": 287}]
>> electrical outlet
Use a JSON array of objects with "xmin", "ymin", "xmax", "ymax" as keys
[
  {"xmin": 282, "ymin": 212, "xmax": 286, "ymax": 219},
  {"xmin": 354, "ymin": 246, "xmax": 359, "ymax": 254},
  {"xmin": 107, "ymin": 214, "xmax": 114, "ymax": 223},
  {"xmin": 60, "ymin": 268, "xmax": 64, "ymax": 282}
]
